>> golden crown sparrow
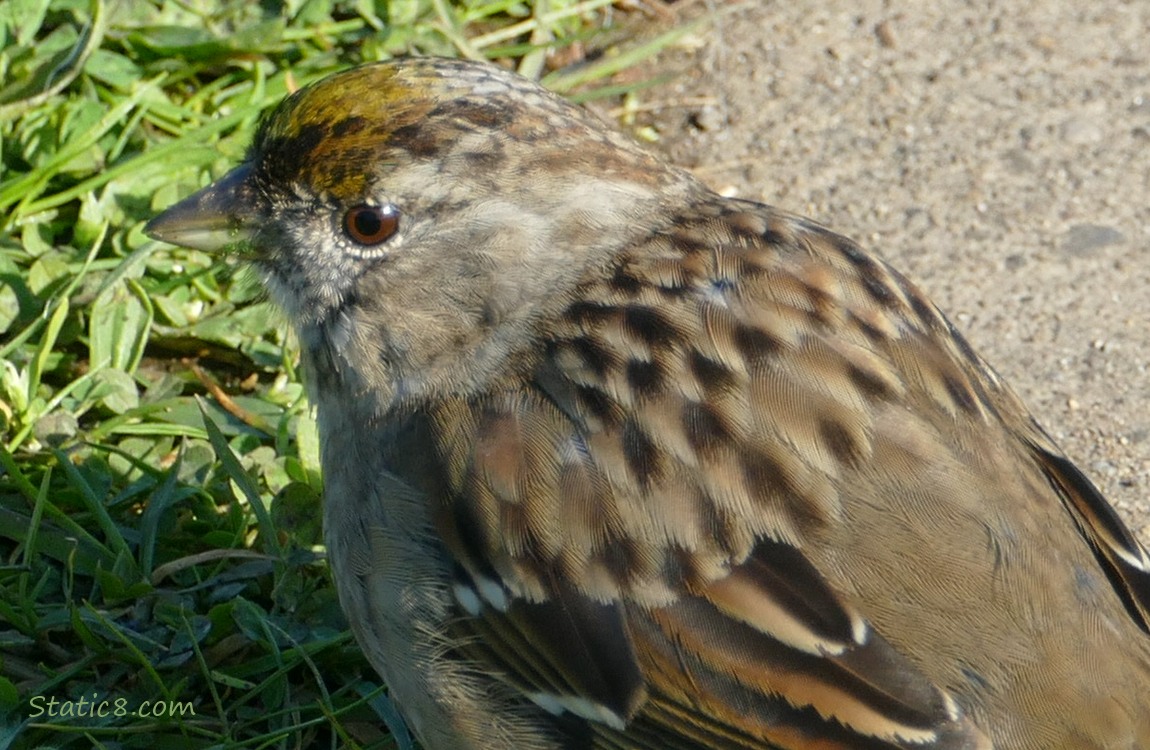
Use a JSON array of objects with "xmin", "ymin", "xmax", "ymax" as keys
[{"xmin": 146, "ymin": 57, "xmax": 1150, "ymax": 749}]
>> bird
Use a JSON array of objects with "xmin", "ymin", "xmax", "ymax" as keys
[{"xmin": 145, "ymin": 56, "xmax": 1150, "ymax": 749}]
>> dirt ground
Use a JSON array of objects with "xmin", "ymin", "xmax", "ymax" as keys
[{"xmin": 637, "ymin": 0, "xmax": 1150, "ymax": 540}]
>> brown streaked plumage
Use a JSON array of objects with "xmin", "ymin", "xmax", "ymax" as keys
[{"xmin": 146, "ymin": 57, "xmax": 1150, "ymax": 750}]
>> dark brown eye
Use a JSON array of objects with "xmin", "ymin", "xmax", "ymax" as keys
[{"xmin": 343, "ymin": 204, "xmax": 399, "ymax": 245}]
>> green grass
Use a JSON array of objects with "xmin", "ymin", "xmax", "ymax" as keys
[{"xmin": 0, "ymin": 1, "xmax": 698, "ymax": 747}]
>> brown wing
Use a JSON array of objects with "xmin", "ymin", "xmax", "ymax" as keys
[
  {"xmin": 428, "ymin": 393, "xmax": 987, "ymax": 747},
  {"xmin": 425, "ymin": 199, "xmax": 1147, "ymax": 748}
]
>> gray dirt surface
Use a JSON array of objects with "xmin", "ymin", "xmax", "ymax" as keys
[{"xmin": 634, "ymin": 0, "xmax": 1150, "ymax": 540}]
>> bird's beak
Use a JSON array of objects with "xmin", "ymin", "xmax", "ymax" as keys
[{"xmin": 144, "ymin": 163, "xmax": 258, "ymax": 252}]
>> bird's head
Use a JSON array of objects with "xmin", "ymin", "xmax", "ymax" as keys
[{"xmin": 146, "ymin": 58, "xmax": 695, "ymax": 402}]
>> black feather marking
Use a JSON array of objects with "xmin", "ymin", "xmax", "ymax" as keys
[
  {"xmin": 509, "ymin": 583, "xmax": 647, "ymax": 720},
  {"xmin": 683, "ymin": 401, "xmax": 733, "ymax": 455},
  {"xmin": 941, "ymin": 374, "xmax": 979, "ymax": 414},
  {"xmin": 739, "ymin": 537, "xmax": 858, "ymax": 643},
  {"xmin": 1034, "ymin": 445, "xmax": 1150, "ymax": 633},
  {"xmin": 819, "ymin": 418, "xmax": 864, "ymax": 466},
  {"xmin": 623, "ymin": 306, "xmax": 679, "ymax": 350},
  {"xmin": 689, "ymin": 350, "xmax": 740, "ymax": 395},
  {"xmin": 732, "ymin": 325, "xmax": 782, "ymax": 363},
  {"xmin": 622, "ymin": 418, "xmax": 663, "ymax": 490},
  {"xmin": 626, "ymin": 358, "xmax": 665, "ymax": 399}
]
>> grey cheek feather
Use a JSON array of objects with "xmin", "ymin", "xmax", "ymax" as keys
[
  {"xmin": 326, "ymin": 309, "xmax": 356, "ymax": 352},
  {"xmin": 261, "ymin": 215, "xmax": 376, "ymax": 329}
]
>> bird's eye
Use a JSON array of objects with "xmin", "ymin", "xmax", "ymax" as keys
[{"xmin": 343, "ymin": 204, "xmax": 399, "ymax": 245}]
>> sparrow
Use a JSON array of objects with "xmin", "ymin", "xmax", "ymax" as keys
[{"xmin": 145, "ymin": 57, "xmax": 1150, "ymax": 749}]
